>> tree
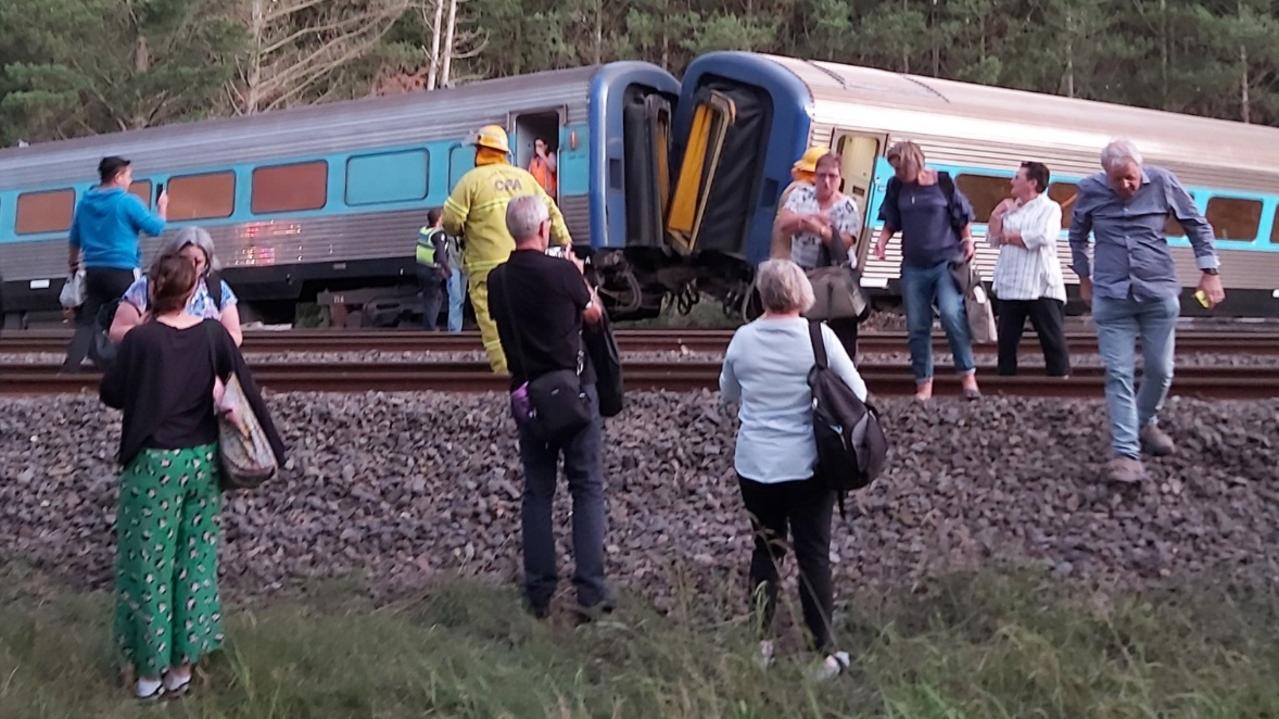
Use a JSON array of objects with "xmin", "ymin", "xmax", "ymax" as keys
[
  {"xmin": 0, "ymin": 0, "xmax": 242, "ymax": 143},
  {"xmin": 229, "ymin": 0, "xmax": 411, "ymax": 114}
]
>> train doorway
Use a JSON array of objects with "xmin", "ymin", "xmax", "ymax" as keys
[
  {"xmin": 510, "ymin": 109, "xmax": 563, "ymax": 200},
  {"xmin": 833, "ymin": 130, "xmax": 886, "ymax": 263}
]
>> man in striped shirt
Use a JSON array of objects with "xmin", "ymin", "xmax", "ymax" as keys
[{"xmin": 987, "ymin": 161, "xmax": 1071, "ymax": 377}]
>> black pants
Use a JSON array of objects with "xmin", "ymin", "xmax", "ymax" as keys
[
  {"xmin": 827, "ymin": 318, "xmax": 859, "ymax": 360},
  {"xmin": 996, "ymin": 298, "xmax": 1070, "ymax": 377},
  {"xmin": 518, "ymin": 385, "xmax": 611, "ymax": 613},
  {"xmin": 62, "ymin": 267, "xmax": 135, "ymax": 372},
  {"xmin": 417, "ymin": 265, "xmax": 446, "ymax": 330},
  {"xmin": 738, "ymin": 475, "xmax": 836, "ymax": 652}
]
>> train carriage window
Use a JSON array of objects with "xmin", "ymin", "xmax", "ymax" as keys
[
  {"xmin": 346, "ymin": 150, "xmax": 428, "ymax": 205},
  {"xmin": 1205, "ymin": 196, "xmax": 1261, "ymax": 241},
  {"xmin": 129, "ymin": 181, "xmax": 152, "ymax": 208},
  {"xmin": 955, "ymin": 174, "xmax": 1011, "ymax": 223},
  {"xmin": 449, "ymin": 144, "xmax": 474, "ymax": 189},
  {"xmin": 1165, "ymin": 216, "xmax": 1185, "ymax": 237},
  {"xmin": 1272, "ymin": 207, "xmax": 1279, "ymax": 245},
  {"xmin": 16, "ymin": 189, "xmax": 75, "ymax": 234},
  {"xmin": 168, "ymin": 172, "xmax": 236, "ymax": 220},
  {"xmin": 252, "ymin": 161, "xmax": 328, "ymax": 214},
  {"xmin": 1047, "ymin": 182, "xmax": 1078, "ymax": 229}
]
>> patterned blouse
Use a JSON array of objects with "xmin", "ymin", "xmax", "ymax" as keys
[
  {"xmin": 121, "ymin": 276, "xmax": 238, "ymax": 319},
  {"xmin": 783, "ymin": 185, "xmax": 862, "ymax": 270}
]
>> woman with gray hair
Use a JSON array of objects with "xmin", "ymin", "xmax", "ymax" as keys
[
  {"xmin": 110, "ymin": 227, "xmax": 243, "ymax": 346},
  {"xmin": 719, "ymin": 258, "xmax": 867, "ymax": 679}
]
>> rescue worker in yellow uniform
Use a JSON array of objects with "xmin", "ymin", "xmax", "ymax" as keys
[{"xmin": 443, "ymin": 125, "xmax": 571, "ymax": 373}]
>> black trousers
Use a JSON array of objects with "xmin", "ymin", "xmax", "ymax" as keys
[
  {"xmin": 996, "ymin": 297, "xmax": 1071, "ymax": 377},
  {"xmin": 62, "ymin": 267, "xmax": 135, "ymax": 372},
  {"xmin": 416, "ymin": 265, "xmax": 446, "ymax": 330},
  {"xmin": 827, "ymin": 318, "xmax": 859, "ymax": 360},
  {"xmin": 738, "ymin": 475, "xmax": 836, "ymax": 652}
]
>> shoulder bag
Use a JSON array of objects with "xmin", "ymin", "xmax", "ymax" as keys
[{"xmin": 205, "ymin": 322, "xmax": 277, "ymax": 490}]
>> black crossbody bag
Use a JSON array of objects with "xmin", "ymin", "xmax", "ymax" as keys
[{"xmin": 494, "ymin": 265, "xmax": 592, "ymax": 443}]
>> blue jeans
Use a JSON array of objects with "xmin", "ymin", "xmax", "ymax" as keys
[
  {"xmin": 447, "ymin": 268, "xmax": 466, "ymax": 333},
  {"xmin": 517, "ymin": 384, "xmax": 611, "ymax": 611},
  {"xmin": 901, "ymin": 261, "xmax": 976, "ymax": 382},
  {"xmin": 1093, "ymin": 295, "xmax": 1178, "ymax": 459}
]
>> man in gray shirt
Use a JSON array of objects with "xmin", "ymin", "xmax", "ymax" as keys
[{"xmin": 1069, "ymin": 139, "xmax": 1225, "ymax": 484}]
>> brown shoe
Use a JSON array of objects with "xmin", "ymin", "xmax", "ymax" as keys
[
  {"xmin": 1139, "ymin": 423, "xmax": 1176, "ymax": 456},
  {"xmin": 1105, "ymin": 456, "xmax": 1147, "ymax": 484}
]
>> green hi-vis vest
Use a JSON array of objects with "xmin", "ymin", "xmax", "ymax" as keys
[{"xmin": 416, "ymin": 226, "xmax": 441, "ymax": 266}]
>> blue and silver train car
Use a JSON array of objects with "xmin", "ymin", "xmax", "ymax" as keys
[
  {"xmin": 0, "ymin": 62, "xmax": 679, "ymax": 325},
  {"xmin": 662, "ymin": 52, "xmax": 1279, "ymax": 316}
]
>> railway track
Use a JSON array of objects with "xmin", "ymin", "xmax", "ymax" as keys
[
  {"xmin": 5, "ymin": 360, "xmax": 1278, "ymax": 398},
  {"xmin": 4, "ymin": 328, "xmax": 1279, "ymax": 356}
]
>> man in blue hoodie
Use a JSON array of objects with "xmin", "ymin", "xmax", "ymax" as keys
[{"xmin": 61, "ymin": 156, "xmax": 168, "ymax": 371}]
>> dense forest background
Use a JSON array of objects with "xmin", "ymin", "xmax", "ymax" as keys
[{"xmin": 1, "ymin": 0, "xmax": 1276, "ymax": 145}]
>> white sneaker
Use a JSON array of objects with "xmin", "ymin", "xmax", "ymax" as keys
[
  {"xmin": 810, "ymin": 651, "xmax": 851, "ymax": 681},
  {"xmin": 755, "ymin": 640, "xmax": 776, "ymax": 670}
]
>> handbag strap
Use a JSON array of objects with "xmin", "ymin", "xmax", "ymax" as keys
[{"xmin": 808, "ymin": 319, "xmax": 828, "ymax": 370}]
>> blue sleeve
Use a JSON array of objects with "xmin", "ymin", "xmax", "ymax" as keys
[
  {"xmin": 69, "ymin": 212, "xmax": 82, "ymax": 249},
  {"xmin": 951, "ymin": 185, "xmax": 975, "ymax": 227},
  {"xmin": 1161, "ymin": 171, "xmax": 1218, "ymax": 270},
  {"xmin": 1068, "ymin": 182, "xmax": 1096, "ymax": 280},
  {"xmin": 220, "ymin": 280, "xmax": 239, "ymax": 306},
  {"xmin": 126, "ymin": 195, "xmax": 166, "ymax": 237},
  {"xmin": 719, "ymin": 333, "xmax": 742, "ymax": 403},
  {"xmin": 877, "ymin": 181, "xmax": 901, "ymax": 231}
]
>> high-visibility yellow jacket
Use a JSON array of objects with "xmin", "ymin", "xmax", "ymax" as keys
[{"xmin": 442, "ymin": 163, "xmax": 571, "ymax": 274}]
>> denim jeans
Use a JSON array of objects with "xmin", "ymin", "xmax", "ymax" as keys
[
  {"xmin": 901, "ymin": 260, "xmax": 976, "ymax": 382},
  {"xmin": 517, "ymin": 384, "xmax": 611, "ymax": 611},
  {"xmin": 1093, "ymin": 294, "xmax": 1179, "ymax": 459},
  {"xmin": 446, "ymin": 267, "xmax": 466, "ymax": 333}
]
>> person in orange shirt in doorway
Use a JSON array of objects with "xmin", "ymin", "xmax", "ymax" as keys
[{"xmin": 529, "ymin": 138, "xmax": 557, "ymax": 197}]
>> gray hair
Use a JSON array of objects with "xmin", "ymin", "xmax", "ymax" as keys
[
  {"xmin": 159, "ymin": 226, "xmax": 219, "ymax": 272},
  {"xmin": 1100, "ymin": 139, "xmax": 1143, "ymax": 172},
  {"xmin": 505, "ymin": 195, "xmax": 549, "ymax": 241},
  {"xmin": 755, "ymin": 259, "xmax": 814, "ymax": 314}
]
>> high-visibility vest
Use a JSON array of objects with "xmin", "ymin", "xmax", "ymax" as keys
[{"xmin": 416, "ymin": 226, "xmax": 442, "ymax": 266}]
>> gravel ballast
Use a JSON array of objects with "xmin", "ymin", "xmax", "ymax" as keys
[{"xmin": 1, "ymin": 391, "xmax": 1276, "ymax": 607}]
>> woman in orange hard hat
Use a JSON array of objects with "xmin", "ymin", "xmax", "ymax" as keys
[{"xmin": 443, "ymin": 125, "xmax": 571, "ymax": 374}]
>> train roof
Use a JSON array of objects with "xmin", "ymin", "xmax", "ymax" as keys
[
  {"xmin": 755, "ymin": 54, "xmax": 1279, "ymax": 191},
  {"xmin": 0, "ymin": 65, "xmax": 601, "ymax": 190}
]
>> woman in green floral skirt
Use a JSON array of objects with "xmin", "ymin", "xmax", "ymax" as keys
[{"xmin": 100, "ymin": 252, "xmax": 284, "ymax": 700}]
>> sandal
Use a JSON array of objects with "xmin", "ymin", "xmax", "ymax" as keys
[
  {"xmin": 134, "ymin": 678, "xmax": 165, "ymax": 702},
  {"xmin": 163, "ymin": 668, "xmax": 193, "ymax": 698}
]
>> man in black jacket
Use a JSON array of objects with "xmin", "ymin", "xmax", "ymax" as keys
[{"xmin": 488, "ymin": 195, "xmax": 611, "ymax": 620}]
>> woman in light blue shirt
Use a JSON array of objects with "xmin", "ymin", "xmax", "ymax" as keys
[{"xmin": 719, "ymin": 259, "xmax": 867, "ymax": 678}]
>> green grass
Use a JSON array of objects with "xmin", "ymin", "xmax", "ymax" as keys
[{"xmin": 2, "ymin": 565, "xmax": 1278, "ymax": 718}]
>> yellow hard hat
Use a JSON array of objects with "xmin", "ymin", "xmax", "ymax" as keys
[
  {"xmin": 792, "ymin": 146, "xmax": 827, "ymax": 174},
  {"xmin": 471, "ymin": 124, "xmax": 510, "ymax": 153}
]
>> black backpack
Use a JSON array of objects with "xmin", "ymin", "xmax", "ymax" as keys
[
  {"xmin": 90, "ymin": 271, "xmax": 225, "ymax": 370},
  {"xmin": 807, "ymin": 320, "xmax": 888, "ymax": 515}
]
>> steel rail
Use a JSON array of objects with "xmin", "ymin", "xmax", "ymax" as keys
[
  {"xmin": 4, "ymin": 329, "xmax": 1279, "ymax": 355},
  {"xmin": 5, "ymin": 361, "xmax": 1278, "ymax": 398}
]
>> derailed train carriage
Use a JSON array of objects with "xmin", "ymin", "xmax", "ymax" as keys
[
  {"xmin": 660, "ymin": 52, "xmax": 1279, "ymax": 317},
  {"xmin": 3, "ymin": 52, "xmax": 1279, "ymax": 327}
]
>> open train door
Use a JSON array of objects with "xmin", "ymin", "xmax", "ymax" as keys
[{"xmin": 664, "ymin": 81, "xmax": 771, "ymax": 259}]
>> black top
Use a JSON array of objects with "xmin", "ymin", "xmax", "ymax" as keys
[
  {"xmin": 100, "ymin": 319, "xmax": 287, "ymax": 467},
  {"xmin": 489, "ymin": 249, "xmax": 596, "ymax": 388}
]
